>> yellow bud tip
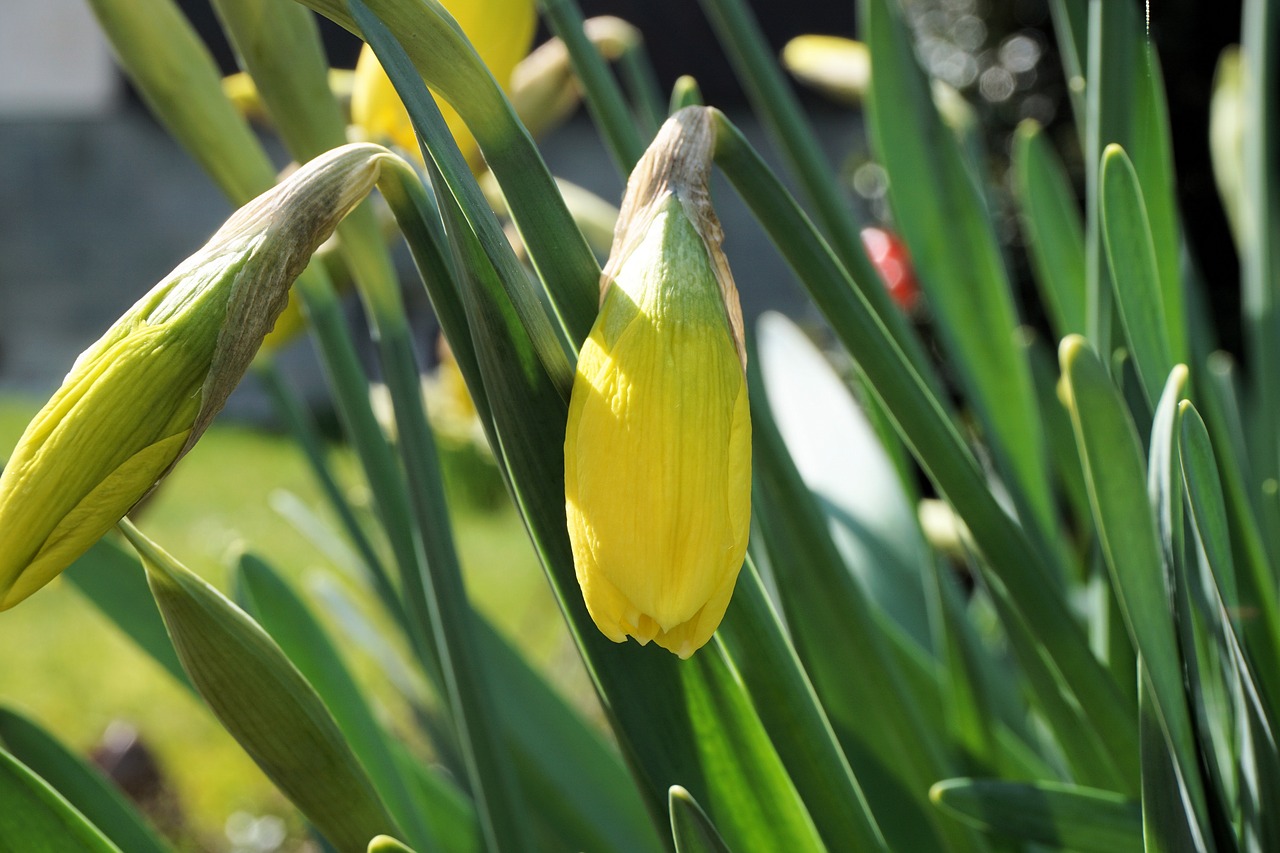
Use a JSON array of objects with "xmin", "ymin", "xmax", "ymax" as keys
[{"xmin": 1058, "ymin": 333, "xmax": 1088, "ymax": 369}]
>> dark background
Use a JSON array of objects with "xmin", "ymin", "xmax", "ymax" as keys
[
  {"xmin": 171, "ymin": 0, "xmax": 1247, "ymax": 351},
  {"xmin": 0, "ymin": 1, "xmax": 1250, "ymax": 404}
]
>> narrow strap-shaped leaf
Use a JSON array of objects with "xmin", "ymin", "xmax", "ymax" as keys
[
  {"xmin": 717, "ymin": 557, "xmax": 888, "ymax": 852},
  {"xmin": 670, "ymin": 787, "xmax": 735, "ymax": 853},
  {"xmin": 931, "ymin": 778, "xmax": 1141, "ymax": 853},
  {"xmin": 390, "ymin": 745, "xmax": 479, "ymax": 853},
  {"xmin": 679, "ymin": 648, "xmax": 826, "ymax": 852},
  {"xmin": 209, "ymin": 0, "xmax": 348, "ymax": 160},
  {"xmin": 757, "ymin": 312, "xmax": 933, "ymax": 652},
  {"xmin": 1101, "ymin": 144, "xmax": 1173, "ymax": 408},
  {"xmin": 694, "ymin": 0, "xmax": 947, "ymax": 405},
  {"xmin": 614, "ymin": 32, "xmax": 666, "ymax": 134},
  {"xmin": 344, "ymin": 21, "xmax": 546, "ymax": 852},
  {"xmin": 1146, "ymin": 363, "xmax": 1189, "ymax": 608},
  {"xmin": 750, "ymin": 353, "xmax": 982, "ymax": 853},
  {"xmin": 864, "ymin": 0, "xmax": 1056, "ymax": 560},
  {"xmin": 120, "ymin": 521, "xmax": 397, "ymax": 853},
  {"xmin": 1083, "ymin": 0, "xmax": 1139, "ymax": 354},
  {"xmin": 478, "ymin": 617, "xmax": 663, "ymax": 853},
  {"xmin": 84, "ymin": 0, "xmax": 276, "ymax": 201},
  {"xmin": 712, "ymin": 110, "xmax": 1139, "ymax": 787},
  {"xmin": 233, "ymin": 554, "xmax": 441, "ymax": 853},
  {"xmin": 1130, "ymin": 45, "xmax": 1186, "ymax": 365},
  {"xmin": 1142, "ymin": 369, "xmax": 1212, "ymax": 852},
  {"xmin": 1013, "ymin": 120, "xmax": 1087, "ymax": 340},
  {"xmin": 538, "ymin": 0, "xmax": 646, "ymax": 172},
  {"xmin": 292, "ymin": 267, "xmax": 449, "ymax": 688},
  {"xmin": 0, "ymin": 746, "xmax": 123, "ymax": 853},
  {"xmin": 1047, "ymin": 0, "xmax": 1088, "ymax": 127},
  {"xmin": 930, "ymin": 550, "xmax": 1017, "ymax": 778},
  {"xmin": 365, "ymin": 304, "xmax": 538, "ymax": 849},
  {"xmin": 1188, "ymin": 353, "xmax": 1276, "ymax": 659},
  {"xmin": 1025, "ymin": 332, "xmax": 1092, "ymax": 547},
  {"xmin": 254, "ymin": 362, "xmax": 401, "ymax": 613},
  {"xmin": 0, "ymin": 708, "xmax": 171, "ymax": 853},
  {"xmin": 1241, "ymin": 0, "xmax": 1280, "ymax": 561},
  {"xmin": 1180, "ymin": 404, "xmax": 1280, "ymax": 850},
  {"xmin": 354, "ymin": 1, "xmax": 575, "ymax": 394},
  {"xmin": 1180, "ymin": 405, "xmax": 1280, "ymax": 722},
  {"xmin": 974, "ymin": 553, "xmax": 1130, "ymax": 789},
  {"xmin": 1060, "ymin": 340, "xmax": 1212, "ymax": 838}
]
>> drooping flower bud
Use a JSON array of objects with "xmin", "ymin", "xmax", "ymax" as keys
[
  {"xmin": 0, "ymin": 143, "xmax": 392, "ymax": 610},
  {"xmin": 564, "ymin": 107, "xmax": 750, "ymax": 659}
]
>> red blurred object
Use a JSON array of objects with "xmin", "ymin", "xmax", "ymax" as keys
[{"xmin": 860, "ymin": 226, "xmax": 920, "ymax": 312}]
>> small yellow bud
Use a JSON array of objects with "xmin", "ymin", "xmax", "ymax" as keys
[
  {"xmin": 781, "ymin": 35, "xmax": 870, "ymax": 106},
  {"xmin": 564, "ymin": 108, "xmax": 749, "ymax": 659},
  {"xmin": 0, "ymin": 144, "xmax": 390, "ymax": 609}
]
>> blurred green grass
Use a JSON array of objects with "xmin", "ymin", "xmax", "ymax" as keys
[{"xmin": 0, "ymin": 388, "xmax": 587, "ymax": 847}]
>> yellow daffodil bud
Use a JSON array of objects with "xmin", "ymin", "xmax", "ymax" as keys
[
  {"xmin": 564, "ymin": 108, "xmax": 750, "ymax": 659},
  {"xmin": 781, "ymin": 35, "xmax": 870, "ymax": 105},
  {"xmin": 0, "ymin": 143, "xmax": 392, "ymax": 610},
  {"xmin": 350, "ymin": 0, "xmax": 536, "ymax": 171}
]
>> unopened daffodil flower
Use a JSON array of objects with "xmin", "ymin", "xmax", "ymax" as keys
[
  {"xmin": 0, "ymin": 144, "xmax": 394, "ymax": 609},
  {"xmin": 565, "ymin": 108, "xmax": 750, "ymax": 659}
]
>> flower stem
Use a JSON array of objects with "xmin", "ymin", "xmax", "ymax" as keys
[{"xmin": 538, "ymin": 0, "xmax": 647, "ymax": 172}]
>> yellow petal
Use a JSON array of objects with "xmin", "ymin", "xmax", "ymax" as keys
[{"xmin": 1, "ymin": 432, "xmax": 191, "ymax": 609}]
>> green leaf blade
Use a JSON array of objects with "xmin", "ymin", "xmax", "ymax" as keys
[
  {"xmin": 121, "ymin": 523, "xmax": 396, "ymax": 853},
  {"xmin": 670, "ymin": 786, "xmax": 735, "ymax": 853},
  {"xmin": 233, "ymin": 554, "xmax": 441, "ymax": 853},
  {"xmin": 864, "ymin": 0, "xmax": 1053, "ymax": 548},
  {"xmin": 1100, "ymin": 144, "xmax": 1174, "ymax": 407},
  {"xmin": 0, "ymin": 746, "xmax": 123, "ymax": 853},
  {"xmin": 0, "ymin": 709, "xmax": 168, "ymax": 853},
  {"xmin": 1014, "ymin": 120, "xmax": 1087, "ymax": 340},
  {"xmin": 931, "ymin": 778, "xmax": 1141, "ymax": 853},
  {"xmin": 1060, "ymin": 340, "xmax": 1210, "ymax": 837}
]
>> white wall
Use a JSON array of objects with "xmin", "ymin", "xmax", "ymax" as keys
[{"xmin": 0, "ymin": 0, "xmax": 118, "ymax": 116}]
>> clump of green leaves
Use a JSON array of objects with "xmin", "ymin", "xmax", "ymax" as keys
[{"xmin": 2, "ymin": 0, "xmax": 1277, "ymax": 851}]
